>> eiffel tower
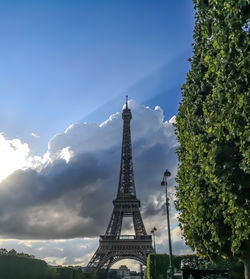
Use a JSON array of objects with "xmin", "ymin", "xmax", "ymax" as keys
[{"xmin": 86, "ymin": 97, "xmax": 154, "ymax": 274}]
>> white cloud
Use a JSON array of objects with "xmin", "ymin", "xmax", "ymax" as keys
[
  {"xmin": 0, "ymin": 134, "xmax": 44, "ymax": 182},
  {"xmin": 169, "ymin": 115, "xmax": 176, "ymax": 124},
  {"xmin": 31, "ymin": 132, "xmax": 40, "ymax": 138}
]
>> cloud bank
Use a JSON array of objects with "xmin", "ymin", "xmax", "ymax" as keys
[{"xmin": 0, "ymin": 101, "xmax": 192, "ymax": 265}]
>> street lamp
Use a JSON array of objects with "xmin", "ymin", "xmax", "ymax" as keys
[
  {"xmin": 151, "ymin": 227, "xmax": 157, "ymax": 253},
  {"xmin": 161, "ymin": 169, "xmax": 174, "ymax": 279}
]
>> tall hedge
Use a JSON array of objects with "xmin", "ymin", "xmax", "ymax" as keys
[
  {"xmin": 146, "ymin": 254, "xmax": 169, "ymax": 279},
  {"xmin": 175, "ymin": 0, "xmax": 250, "ymax": 278}
]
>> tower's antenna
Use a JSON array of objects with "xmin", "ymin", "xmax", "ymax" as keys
[{"xmin": 126, "ymin": 95, "xmax": 128, "ymax": 109}]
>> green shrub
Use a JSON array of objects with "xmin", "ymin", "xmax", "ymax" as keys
[{"xmin": 146, "ymin": 254, "xmax": 169, "ymax": 279}]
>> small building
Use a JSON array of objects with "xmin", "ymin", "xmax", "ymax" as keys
[{"xmin": 117, "ymin": 265, "xmax": 130, "ymax": 278}]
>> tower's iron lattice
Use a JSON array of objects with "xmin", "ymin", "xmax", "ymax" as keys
[{"xmin": 86, "ymin": 98, "xmax": 154, "ymax": 273}]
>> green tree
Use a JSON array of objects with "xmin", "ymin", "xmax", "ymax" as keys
[{"xmin": 175, "ymin": 0, "xmax": 250, "ymax": 278}]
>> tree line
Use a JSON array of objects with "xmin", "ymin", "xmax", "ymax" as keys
[{"xmin": 0, "ymin": 249, "xmax": 96, "ymax": 279}]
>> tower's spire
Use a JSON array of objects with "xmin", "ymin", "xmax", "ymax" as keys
[{"xmin": 117, "ymin": 96, "xmax": 136, "ymax": 198}]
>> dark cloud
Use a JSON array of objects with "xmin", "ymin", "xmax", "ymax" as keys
[{"xmin": 0, "ymin": 101, "xmax": 178, "ymax": 240}]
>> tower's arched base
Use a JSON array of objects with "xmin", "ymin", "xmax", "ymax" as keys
[{"xmin": 86, "ymin": 235, "xmax": 154, "ymax": 274}]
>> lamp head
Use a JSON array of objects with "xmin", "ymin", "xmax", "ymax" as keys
[
  {"xmin": 161, "ymin": 180, "xmax": 166, "ymax": 186},
  {"xmin": 164, "ymin": 169, "xmax": 171, "ymax": 177},
  {"xmin": 151, "ymin": 227, "xmax": 157, "ymax": 233}
]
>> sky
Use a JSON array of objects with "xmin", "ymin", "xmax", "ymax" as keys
[{"xmin": 0, "ymin": 0, "xmax": 195, "ymax": 271}]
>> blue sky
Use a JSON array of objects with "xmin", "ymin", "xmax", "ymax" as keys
[
  {"xmin": 0, "ymin": 0, "xmax": 194, "ymax": 155},
  {"xmin": 0, "ymin": 0, "xmax": 195, "ymax": 270}
]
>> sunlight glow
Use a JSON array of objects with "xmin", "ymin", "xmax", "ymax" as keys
[
  {"xmin": 0, "ymin": 134, "xmax": 30, "ymax": 182},
  {"xmin": 59, "ymin": 146, "xmax": 73, "ymax": 163}
]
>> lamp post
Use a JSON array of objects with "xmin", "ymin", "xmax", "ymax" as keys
[
  {"xmin": 151, "ymin": 227, "xmax": 157, "ymax": 279},
  {"xmin": 161, "ymin": 169, "xmax": 174, "ymax": 279},
  {"xmin": 151, "ymin": 227, "xmax": 157, "ymax": 253},
  {"xmin": 140, "ymin": 264, "xmax": 143, "ymax": 279}
]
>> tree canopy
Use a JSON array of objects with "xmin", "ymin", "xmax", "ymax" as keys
[{"xmin": 175, "ymin": 0, "xmax": 249, "ymax": 277}]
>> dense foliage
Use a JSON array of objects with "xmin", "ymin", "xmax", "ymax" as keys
[{"xmin": 175, "ymin": 0, "xmax": 250, "ymax": 277}]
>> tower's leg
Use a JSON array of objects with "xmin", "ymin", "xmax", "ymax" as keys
[
  {"xmin": 133, "ymin": 210, "xmax": 147, "ymax": 235},
  {"xmin": 105, "ymin": 209, "xmax": 123, "ymax": 236}
]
